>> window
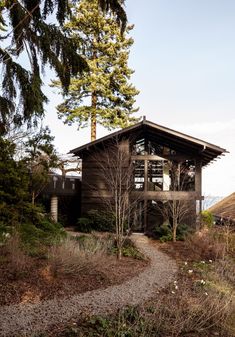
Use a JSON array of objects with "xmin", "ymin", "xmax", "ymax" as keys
[
  {"xmin": 133, "ymin": 160, "xmax": 144, "ymax": 190},
  {"xmin": 148, "ymin": 160, "xmax": 164, "ymax": 191},
  {"xmin": 132, "ymin": 138, "xmax": 176, "ymax": 156},
  {"xmin": 180, "ymin": 160, "xmax": 195, "ymax": 191}
]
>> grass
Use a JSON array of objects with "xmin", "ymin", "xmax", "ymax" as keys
[{"xmin": 48, "ymin": 235, "xmax": 113, "ymax": 277}]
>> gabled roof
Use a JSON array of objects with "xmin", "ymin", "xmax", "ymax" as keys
[
  {"xmin": 70, "ymin": 119, "xmax": 227, "ymax": 166},
  {"xmin": 208, "ymin": 192, "xmax": 235, "ymax": 222}
]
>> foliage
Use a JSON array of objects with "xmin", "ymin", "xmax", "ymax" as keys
[
  {"xmin": 201, "ymin": 210, "xmax": 214, "ymax": 228},
  {"xmin": 0, "ymin": 129, "xmax": 58, "ymax": 226},
  {"xmin": 23, "ymin": 126, "xmax": 58, "ymax": 204},
  {"xmin": 52, "ymin": 0, "xmax": 139, "ymax": 140},
  {"xmin": 0, "ymin": 0, "xmax": 126, "ymax": 133},
  {"xmin": 19, "ymin": 218, "xmax": 65, "ymax": 256},
  {"xmin": 77, "ymin": 209, "xmax": 116, "ymax": 233},
  {"xmin": 154, "ymin": 222, "xmax": 191, "ymax": 242},
  {"xmin": 0, "ymin": 137, "xmax": 30, "ymax": 225}
]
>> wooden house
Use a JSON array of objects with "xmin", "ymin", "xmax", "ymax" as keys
[
  {"xmin": 208, "ymin": 192, "xmax": 235, "ymax": 225},
  {"xmin": 70, "ymin": 119, "xmax": 227, "ymax": 233}
]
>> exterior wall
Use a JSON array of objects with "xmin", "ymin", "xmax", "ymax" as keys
[{"xmin": 81, "ymin": 139, "xmax": 130, "ymax": 215}]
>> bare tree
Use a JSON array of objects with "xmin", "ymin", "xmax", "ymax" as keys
[
  {"xmin": 93, "ymin": 138, "xmax": 143, "ymax": 259},
  {"xmin": 156, "ymin": 161, "xmax": 194, "ymax": 242}
]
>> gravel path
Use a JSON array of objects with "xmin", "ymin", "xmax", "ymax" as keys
[{"xmin": 0, "ymin": 234, "xmax": 177, "ymax": 337}]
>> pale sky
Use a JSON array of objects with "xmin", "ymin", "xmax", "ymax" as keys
[{"xmin": 44, "ymin": 0, "xmax": 235, "ymax": 197}]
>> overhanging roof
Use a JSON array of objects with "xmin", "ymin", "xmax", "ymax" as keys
[
  {"xmin": 208, "ymin": 192, "xmax": 235, "ymax": 222},
  {"xmin": 70, "ymin": 119, "xmax": 227, "ymax": 166}
]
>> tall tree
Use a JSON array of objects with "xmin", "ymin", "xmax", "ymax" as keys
[
  {"xmin": 52, "ymin": 0, "xmax": 139, "ymax": 141},
  {"xmin": 0, "ymin": 0, "xmax": 127, "ymax": 134}
]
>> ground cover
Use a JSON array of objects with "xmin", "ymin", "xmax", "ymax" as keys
[
  {"xmin": 44, "ymin": 227, "xmax": 235, "ymax": 337},
  {"xmin": 0, "ymin": 233, "xmax": 148, "ymax": 307}
]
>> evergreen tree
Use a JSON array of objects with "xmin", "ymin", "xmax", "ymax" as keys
[
  {"xmin": 52, "ymin": 0, "xmax": 139, "ymax": 141},
  {"xmin": 0, "ymin": 0, "xmax": 126, "ymax": 134},
  {"xmin": 23, "ymin": 127, "xmax": 58, "ymax": 205}
]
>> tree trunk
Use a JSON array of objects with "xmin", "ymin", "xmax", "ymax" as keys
[
  {"xmin": 173, "ymin": 220, "xmax": 177, "ymax": 242},
  {"xmin": 91, "ymin": 93, "xmax": 97, "ymax": 141},
  {"xmin": 32, "ymin": 191, "xmax": 35, "ymax": 205},
  {"xmin": 117, "ymin": 247, "xmax": 122, "ymax": 260}
]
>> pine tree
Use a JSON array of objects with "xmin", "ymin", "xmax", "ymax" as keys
[
  {"xmin": 52, "ymin": 0, "xmax": 139, "ymax": 141},
  {"xmin": 0, "ymin": 0, "xmax": 126, "ymax": 134}
]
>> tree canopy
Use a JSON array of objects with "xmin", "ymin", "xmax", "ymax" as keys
[
  {"xmin": 52, "ymin": 0, "xmax": 139, "ymax": 141},
  {"xmin": 0, "ymin": 0, "xmax": 127, "ymax": 134}
]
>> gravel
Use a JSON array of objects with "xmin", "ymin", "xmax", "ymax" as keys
[{"xmin": 0, "ymin": 234, "xmax": 177, "ymax": 337}]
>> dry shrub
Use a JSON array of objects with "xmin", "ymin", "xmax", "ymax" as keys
[
  {"xmin": 4, "ymin": 232, "xmax": 30, "ymax": 278},
  {"xmin": 48, "ymin": 236, "xmax": 112, "ymax": 277},
  {"xmin": 185, "ymin": 229, "xmax": 226, "ymax": 260},
  {"xmin": 145, "ymin": 283, "xmax": 234, "ymax": 337},
  {"xmin": 211, "ymin": 258, "xmax": 235, "ymax": 287}
]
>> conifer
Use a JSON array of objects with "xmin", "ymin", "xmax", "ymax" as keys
[{"xmin": 52, "ymin": 0, "xmax": 139, "ymax": 141}]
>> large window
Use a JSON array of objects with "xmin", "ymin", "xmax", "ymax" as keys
[
  {"xmin": 132, "ymin": 138, "xmax": 196, "ymax": 192},
  {"xmin": 132, "ymin": 138, "xmax": 176, "ymax": 156}
]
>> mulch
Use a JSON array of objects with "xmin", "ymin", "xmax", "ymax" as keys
[{"xmin": 0, "ymin": 251, "xmax": 148, "ymax": 306}]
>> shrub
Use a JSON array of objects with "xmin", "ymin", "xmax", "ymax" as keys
[
  {"xmin": 201, "ymin": 210, "xmax": 214, "ymax": 228},
  {"xmin": 111, "ymin": 237, "xmax": 144, "ymax": 259},
  {"xmin": 186, "ymin": 229, "xmax": 226, "ymax": 260},
  {"xmin": 77, "ymin": 209, "xmax": 115, "ymax": 233},
  {"xmin": 154, "ymin": 222, "xmax": 191, "ymax": 242},
  {"xmin": 18, "ymin": 220, "xmax": 66, "ymax": 256},
  {"xmin": 77, "ymin": 217, "xmax": 92, "ymax": 233}
]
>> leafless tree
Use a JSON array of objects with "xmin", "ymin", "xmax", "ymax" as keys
[
  {"xmin": 156, "ymin": 161, "xmax": 194, "ymax": 242},
  {"xmin": 93, "ymin": 137, "xmax": 144, "ymax": 259}
]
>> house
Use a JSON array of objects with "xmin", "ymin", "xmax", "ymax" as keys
[
  {"xmin": 208, "ymin": 192, "xmax": 235, "ymax": 225},
  {"xmin": 69, "ymin": 118, "xmax": 227, "ymax": 233}
]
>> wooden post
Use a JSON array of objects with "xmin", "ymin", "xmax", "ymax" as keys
[
  {"xmin": 50, "ymin": 195, "xmax": 58, "ymax": 222},
  {"xmin": 144, "ymin": 159, "xmax": 148, "ymax": 232}
]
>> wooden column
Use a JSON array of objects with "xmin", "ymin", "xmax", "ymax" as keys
[
  {"xmin": 195, "ymin": 160, "xmax": 202, "ymax": 195},
  {"xmin": 144, "ymin": 159, "xmax": 148, "ymax": 232},
  {"xmin": 50, "ymin": 195, "xmax": 58, "ymax": 222}
]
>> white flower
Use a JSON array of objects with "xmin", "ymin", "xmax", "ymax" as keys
[
  {"xmin": 205, "ymin": 292, "xmax": 208, "ymax": 296},
  {"xmin": 173, "ymin": 281, "xmax": 177, "ymax": 284},
  {"xmin": 209, "ymin": 259, "xmax": 213, "ymax": 263},
  {"xmin": 171, "ymin": 291, "xmax": 175, "ymax": 294},
  {"xmin": 175, "ymin": 285, "xmax": 178, "ymax": 290},
  {"xmin": 200, "ymin": 279, "xmax": 206, "ymax": 285},
  {"xmin": 188, "ymin": 270, "xmax": 193, "ymax": 274},
  {"xmin": 184, "ymin": 262, "xmax": 188, "ymax": 265},
  {"xmin": 201, "ymin": 261, "xmax": 205, "ymax": 264}
]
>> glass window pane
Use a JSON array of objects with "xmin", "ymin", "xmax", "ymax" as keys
[{"xmin": 133, "ymin": 160, "xmax": 144, "ymax": 190}]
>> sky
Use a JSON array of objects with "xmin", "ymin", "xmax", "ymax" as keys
[{"xmin": 44, "ymin": 0, "xmax": 235, "ymax": 197}]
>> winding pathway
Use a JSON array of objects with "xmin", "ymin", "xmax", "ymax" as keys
[{"xmin": 0, "ymin": 234, "xmax": 177, "ymax": 337}]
